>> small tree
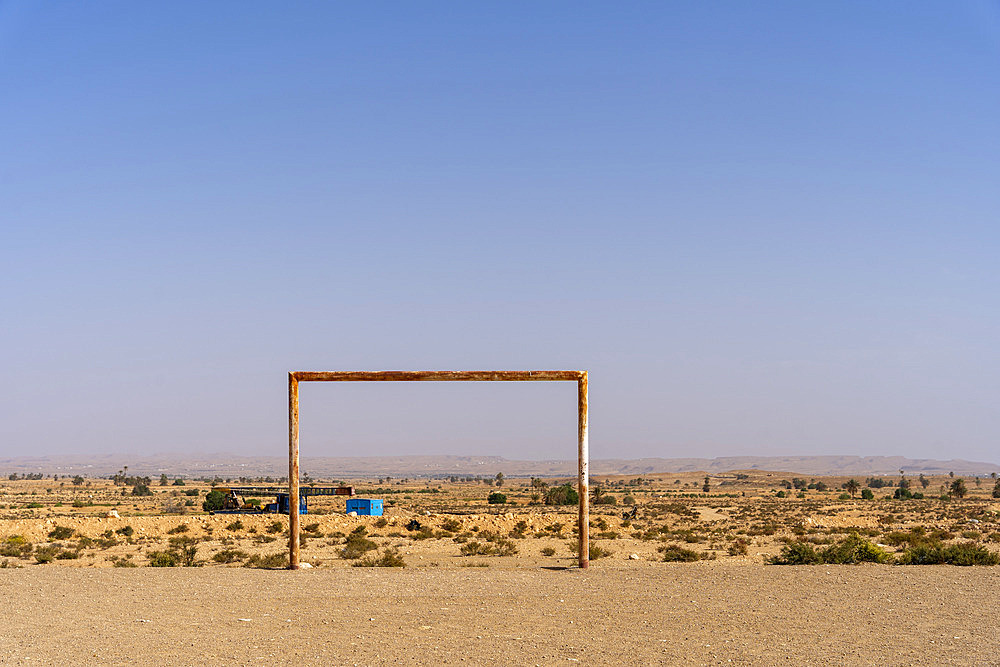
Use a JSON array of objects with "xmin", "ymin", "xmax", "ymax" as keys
[
  {"xmin": 845, "ymin": 479, "xmax": 860, "ymax": 498},
  {"xmin": 993, "ymin": 479, "xmax": 1000, "ymax": 499},
  {"xmin": 131, "ymin": 483, "xmax": 153, "ymax": 497},
  {"xmin": 495, "ymin": 472, "xmax": 505, "ymax": 488},
  {"xmin": 918, "ymin": 474, "xmax": 929, "ymax": 489},
  {"xmin": 202, "ymin": 490, "xmax": 225, "ymax": 512},
  {"xmin": 544, "ymin": 484, "xmax": 579, "ymax": 506},
  {"xmin": 71, "ymin": 476, "xmax": 84, "ymax": 486},
  {"xmin": 702, "ymin": 476, "xmax": 710, "ymax": 493},
  {"xmin": 159, "ymin": 474, "xmax": 169, "ymax": 486},
  {"xmin": 950, "ymin": 478, "xmax": 967, "ymax": 499},
  {"xmin": 487, "ymin": 491, "xmax": 507, "ymax": 505}
]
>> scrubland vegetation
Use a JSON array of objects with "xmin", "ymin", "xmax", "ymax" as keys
[{"xmin": 1, "ymin": 469, "xmax": 998, "ymax": 569}]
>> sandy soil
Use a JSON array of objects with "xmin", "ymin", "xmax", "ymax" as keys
[{"xmin": 2, "ymin": 564, "xmax": 998, "ymax": 666}]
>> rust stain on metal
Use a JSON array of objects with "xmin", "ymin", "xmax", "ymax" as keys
[
  {"xmin": 291, "ymin": 370, "xmax": 584, "ymax": 383},
  {"xmin": 287, "ymin": 370, "xmax": 589, "ymax": 570},
  {"xmin": 288, "ymin": 373, "xmax": 300, "ymax": 570}
]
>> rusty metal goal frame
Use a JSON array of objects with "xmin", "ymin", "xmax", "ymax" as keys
[{"xmin": 287, "ymin": 370, "xmax": 590, "ymax": 569}]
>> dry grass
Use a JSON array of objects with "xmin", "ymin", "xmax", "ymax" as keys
[{"xmin": 0, "ymin": 471, "xmax": 997, "ymax": 569}]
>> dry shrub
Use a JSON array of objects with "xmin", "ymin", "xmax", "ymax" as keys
[
  {"xmin": 245, "ymin": 552, "xmax": 289, "ymax": 569},
  {"xmin": 727, "ymin": 538, "xmax": 749, "ymax": 556},
  {"xmin": 898, "ymin": 541, "xmax": 999, "ymax": 566},
  {"xmin": 340, "ymin": 534, "xmax": 377, "ymax": 559},
  {"xmin": 352, "ymin": 548, "xmax": 405, "ymax": 567},
  {"xmin": 212, "ymin": 549, "xmax": 249, "ymax": 564},
  {"xmin": 659, "ymin": 544, "xmax": 701, "ymax": 562}
]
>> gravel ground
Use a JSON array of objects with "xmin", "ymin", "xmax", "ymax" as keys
[{"xmin": 2, "ymin": 564, "xmax": 998, "ymax": 665}]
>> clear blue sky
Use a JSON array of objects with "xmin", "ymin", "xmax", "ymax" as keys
[{"xmin": 2, "ymin": 2, "xmax": 999, "ymax": 463}]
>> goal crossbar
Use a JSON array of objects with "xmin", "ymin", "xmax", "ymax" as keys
[{"xmin": 287, "ymin": 370, "xmax": 590, "ymax": 569}]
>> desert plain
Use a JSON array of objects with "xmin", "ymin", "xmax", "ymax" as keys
[{"xmin": 2, "ymin": 469, "xmax": 998, "ymax": 665}]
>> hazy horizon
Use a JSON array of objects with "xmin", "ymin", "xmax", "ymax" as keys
[{"xmin": 3, "ymin": 3, "xmax": 999, "ymax": 462}]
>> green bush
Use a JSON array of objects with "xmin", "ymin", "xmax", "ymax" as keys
[
  {"xmin": 47, "ymin": 525, "xmax": 75, "ymax": 540},
  {"xmin": 770, "ymin": 541, "xmax": 823, "ymax": 565},
  {"xmin": 265, "ymin": 520, "xmax": 284, "ymax": 534},
  {"xmin": 34, "ymin": 546, "xmax": 61, "ymax": 564},
  {"xmin": 771, "ymin": 535, "xmax": 892, "ymax": 565},
  {"xmin": 202, "ymin": 490, "xmax": 225, "ymax": 512},
  {"xmin": 487, "ymin": 492, "xmax": 507, "ymax": 504},
  {"xmin": 0, "ymin": 536, "xmax": 33, "ymax": 559},
  {"xmin": 541, "ymin": 546, "xmax": 556, "ymax": 556},
  {"xmin": 226, "ymin": 520, "xmax": 245, "ymax": 532},
  {"xmin": 820, "ymin": 534, "xmax": 893, "ymax": 564},
  {"xmin": 861, "ymin": 488, "xmax": 875, "ymax": 500},
  {"xmin": 167, "ymin": 524, "xmax": 189, "ymax": 534},
  {"xmin": 898, "ymin": 541, "xmax": 999, "ymax": 566}
]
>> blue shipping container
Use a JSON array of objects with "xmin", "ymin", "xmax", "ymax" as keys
[
  {"xmin": 273, "ymin": 493, "xmax": 308, "ymax": 514},
  {"xmin": 346, "ymin": 498, "xmax": 383, "ymax": 516}
]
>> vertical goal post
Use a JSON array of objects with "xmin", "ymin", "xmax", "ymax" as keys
[{"xmin": 287, "ymin": 370, "xmax": 590, "ymax": 569}]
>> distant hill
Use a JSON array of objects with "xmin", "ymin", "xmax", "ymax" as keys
[{"xmin": 1, "ymin": 453, "xmax": 997, "ymax": 478}]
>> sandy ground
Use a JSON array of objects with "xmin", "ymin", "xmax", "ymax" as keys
[{"xmin": 2, "ymin": 564, "xmax": 998, "ymax": 666}]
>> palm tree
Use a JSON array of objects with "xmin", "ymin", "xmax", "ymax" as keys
[
  {"xmin": 950, "ymin": 477, "xmax": 967, "ymax": 499},
  {"xmin": 845, "ymin": 479, "xmax": 860, "ymax": 498}
]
